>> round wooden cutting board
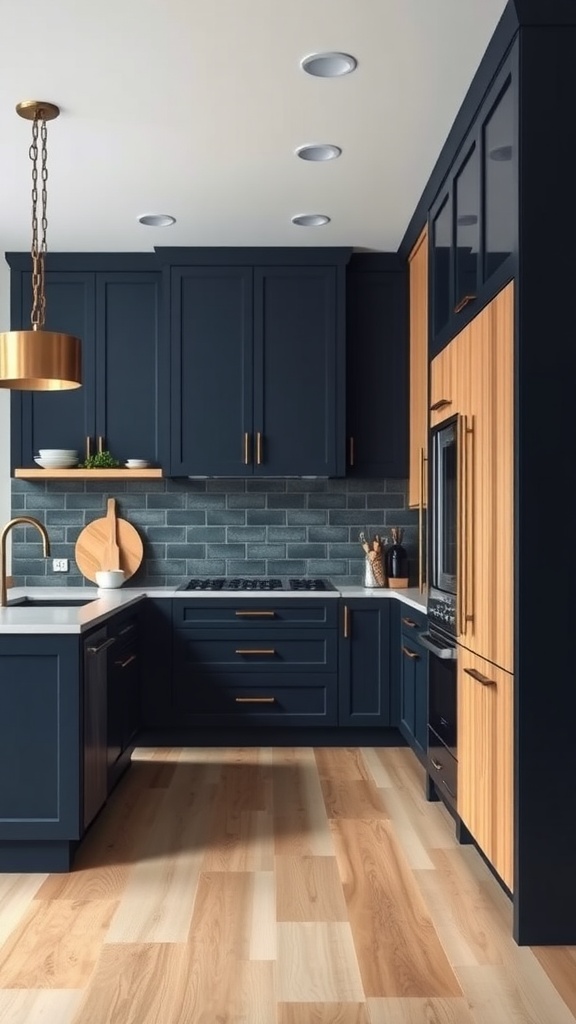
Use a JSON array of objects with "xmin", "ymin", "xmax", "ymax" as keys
[{"xmin": 75, "ymin": 499, "xmax": 144, "ymax": 583}]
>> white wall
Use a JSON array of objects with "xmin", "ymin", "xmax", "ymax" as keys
[{"xmin": 0, "ymin": 259, "xmax": 12, "ymax": 563}]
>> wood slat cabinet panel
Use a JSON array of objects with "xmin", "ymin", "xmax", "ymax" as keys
[
  {"xmin": 430, "ymin": 283, "xmax": 514, "ymax": 673},
  {"xmin": 459, "ymin": 282, "xmax": 514, "ymax": 672},
  {"xmin": 408, "ymin": 227, "xmax": 429, "ymax": 509},
  {"xmin": 457, "ymin": 647, "xmax": 514, "ymax": 891}
]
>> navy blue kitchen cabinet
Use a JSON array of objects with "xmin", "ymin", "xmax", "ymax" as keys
[
  {"xmin": 397, "ymin": 605, "xmax": 428, "ymax": 761},
  {"xmin": 166, "ymin": 248, "xmax": 351, "ymax": 477},
  {"xmin": 429, "ymin": 45, "xmax": 517, "ymax": 356},
  {"xmin": 0, "ymin": 633, "xmax": 81, "ymax": 871},
  {"xmin": 345, "ymin": 254, "xmax": 408, "ymax": 478},
  {"xmin": 7, "ymin": 254, "xmax": 163, "ymax": 469},
  {"xmin": 338, "ymin": 599, "xmax": 393, "ymax": 726},
  {"xmin": 170, "ymin": 598, "xmax": 339, "ymax": 726}
]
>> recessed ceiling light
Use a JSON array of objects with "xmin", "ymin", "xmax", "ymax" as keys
[
  {"xmin": 300, "ymin": 52, "xmax": 357, "ymax": 78},
  {"xmin": 296, "ymin": 144, "xmax": 342, "ymax": 162},
  {"xmin": 291, "ymin": 214, "xmax": 331, "ymax": 227},
  {"xmin": 489, "ymin": 145, "xmax": 512, "ymax": 162},
  {"xmin": 138, "ymin": 213, "xmax": 176, "ymax": 227}
]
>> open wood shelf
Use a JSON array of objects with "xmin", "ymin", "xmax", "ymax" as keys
[{"xmin": 14, "ymin": 468, "xmax": 164, "ymax": 480}]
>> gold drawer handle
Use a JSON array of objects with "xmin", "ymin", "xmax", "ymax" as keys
[
  {"xmin": 402, "ymin": 646, "xmax": 419, "ymax": 660},
  {"xmin": 256, "ymin": 432, "xmax": 263, "ymax": 465},
  {"xmin": 235, "ymin": 697, "xmax": 276, "ymax": 703},
  {"xmin": 401, "ymin": 617, "xmax": 417, "ymax": 628},
  {"xmin": 243, "ymin": 432, "xmax": 251, "ymax": 465},
  {"xmin": 235, "ymin": 610, "xmax": 276, "ymax": 618},
  {"xmin": 235, "ymin": 648, "xmax": 276, "ymax": 655},
  {"xmin": 464, "ymin": 667, "xmax": 495, "ymax": 686},
  {"xmin": 430, "ymin": 398, "xmax": 452, "ymax": 411},
  {"xmin": 454, "ymin": 294, "xmax": 477, "ymax": 314},
  {"xmin": 115, "ymin": 654, "xmax": 137, "ymax": 669},
  {"xmin": 349, "ymin": 436, "xmax": 355, "ymax": 467},
  {"xmin": 431, "ymin": 758, "xmax": 443, "ymax": 771}
]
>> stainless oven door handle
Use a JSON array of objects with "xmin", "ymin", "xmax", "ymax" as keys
[{"xmin": 418, "ymin": 632, "xmax": 457, "ymax": 660}]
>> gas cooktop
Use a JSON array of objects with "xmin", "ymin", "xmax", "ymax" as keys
[{"xmin": 178, "ymin": 577, "xmax": 335, "ymax": 592}]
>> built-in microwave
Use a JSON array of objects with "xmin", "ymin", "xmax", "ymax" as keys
[{"xmin": 428, "ymin": 414, "xmax": 458, "ymax": 637}]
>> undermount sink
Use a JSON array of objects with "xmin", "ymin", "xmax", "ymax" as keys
[{"xmin": 7, "ymin": 597, "xmax": 96, "ymax": 608}]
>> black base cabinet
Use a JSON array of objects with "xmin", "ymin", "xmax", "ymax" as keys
[
  {"xmin": 396, "ymin": 605, "xmax": 428, "ymax": 760},
  {"xmin": 338, "ymin": 600, "xmax": 394, "ymax": 726}
]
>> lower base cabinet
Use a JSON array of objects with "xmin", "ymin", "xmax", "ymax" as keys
[
  {"xmin": 106, "ymin": 613, "xmax": 140, "ymax": 791},
  {"xmin": 338, "ymin": 600, "xmax": 392, "ymax": 725},
  {"xmin": 397, "ymin": 606, "xmax": 428, "ymax": 759},
  {"xmin": 170, "ymin": 599, "xmax": 339, "ymax": 726},
  {"xmin": 457, "ymin": 646, "xmax": 514, "ymax": 891}
]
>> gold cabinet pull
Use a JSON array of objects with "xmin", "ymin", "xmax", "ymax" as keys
[
  {"xmin": 97, "ymin": 436, "xmax": 104, "ymax": 454},
  {"xmin": 464, "ymin": 667, "xmax": 495, "ymax": 686},
  {"xmin": 115, "ymin": 653, "xmax": 137, "ymax": 669},
  {"xmin": 454, "ymin": 294, "xmax": 477, "ymax": 314},
  {"xmin": 343, "ymin": 604, "xmax": 350, "ymax": 639},
  {"xmin": 235, "ymin": 648, "xmax": 276, "ymax": 655},
  {"xmin": 85, "ymin": 436, "xmax": 92, "ymax": 460},
  {"xmin": 256, "ymin": 432, "xmax": 263, "ymax": 465},
  {"xmin": 235, "ymin": 697, "xmax": 276, "ymax": 703},
  {"xmin": 430, "ymin": 398, "xmax": 452, "ymax": 411},
  {"xmin": 402, "ymin": 645, "xmax": 419, "ymax": 659},
  {"xmin": 243, "ymin": 432, "xmax": 251, "ymax": 465},
  {"xmin": 431, "ymin": 757, "xmax": 443, "ymax": 771},
  {"xmin": 349, "ymin": 436, "xmax": 355, "ymax": 467},
  {"xmin": 235, "ymin": 610, "xmax": 276, "ymax": 618},
  {"xmin": 401, "ymin": 617, "xmax": 417, "ymax": 628}
]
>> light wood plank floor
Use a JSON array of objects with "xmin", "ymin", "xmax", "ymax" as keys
[{"xmin": 0, "ymin": 745, "xmax": 574, "ymax": 1023}]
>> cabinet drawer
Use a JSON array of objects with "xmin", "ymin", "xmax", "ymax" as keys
[
  {"xmin": 173, "ymin": 600, "xmax": 338, "ymax": 629},
  {"xmin": 173, "ymin": 673, "xmax": 337, "ymax": 723},
  {"xmin": 399, "ymin": 606, "xmax": 428, "ymax": 636},
  {"xmin": 427, "ymin": 730, "xmax": 457, "ymax": 808},
  {"xmin": 174, "ymin": 630, "xmax": 337, "ymax": 673}
]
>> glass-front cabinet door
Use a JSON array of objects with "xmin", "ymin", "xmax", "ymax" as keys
[
  {"xmin": 428, "ymin": 43, "xmax": 517, "ymax": 355},
  {"xmin": 431, "ymin": 192, "xmax": 452, "ymax": 338},
  {"xmin": 483, "ymin": 73, "xmax": 515, "ymax": 280},
  {"xmin": 454, "ymin": 140, "xmax": 480, "ymax": 315}
]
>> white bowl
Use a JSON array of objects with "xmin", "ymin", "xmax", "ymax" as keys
[
  {"xmin": 35, "ymin": 457, "xmax": 79, "ymax": 469},
  {"xmin": 38, "ymin": 452, "xmax": 78, "ymax": 460},
  {"xmin": 125, "ymin": 459, "xmax": 149, "ymax": 467},
  {"xmin": 95, "ymin": 569, "xmax": 125, "ymax": 589}
]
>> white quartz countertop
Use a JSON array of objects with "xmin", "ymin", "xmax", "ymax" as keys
[{"xmin": 0, "ymin": 584, "xmax": 427, "ymax": 634}]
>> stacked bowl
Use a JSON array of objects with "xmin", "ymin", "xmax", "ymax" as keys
[{"xmin": 34, "ymin": 449, "xmax": 79, "ymax": 469}]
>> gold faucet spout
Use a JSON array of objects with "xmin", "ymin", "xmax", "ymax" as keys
[{"xmin": 0, "ymin": 516, "xmax": 51, "ymax": 607}]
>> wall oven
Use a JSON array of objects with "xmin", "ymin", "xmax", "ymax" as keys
[{"xmin": 422, "ymin": 412, "xmax": 459, "ymax": 809}]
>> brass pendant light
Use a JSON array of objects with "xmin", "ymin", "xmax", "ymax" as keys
[{"xmin": 0, "ymin": 100, "xmax": 81, "ymax": 390}]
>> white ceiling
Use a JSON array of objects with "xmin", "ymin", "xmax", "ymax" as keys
[{"xmin": 0, "ymin": 0, "xmax": 507, "ymax": 254}]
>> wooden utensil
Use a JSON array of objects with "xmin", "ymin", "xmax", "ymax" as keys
[
  {"xmin": 75, "ymin": 502, "xmax": 144, "ymax": 583},
  {"xmin": 103, "ymin": 498, "xmax": 121, "ymax": 570}
]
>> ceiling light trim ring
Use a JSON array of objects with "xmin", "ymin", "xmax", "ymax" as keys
[
  {"xmin": 295, "ymin": 144, "xmax": 342, "ymax": 162},
  {"xmin": 300, "ymin": 52, "xmax": 357, "ymax": 77}
]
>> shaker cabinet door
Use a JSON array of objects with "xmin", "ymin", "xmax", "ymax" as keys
[
  {"xmin": 13, "ymin": 272, "xmax": 96, "ymax": 465},
  {"xmin": 254, "ymin": 265, "xmax": 343, "ymax": 477},
  {"xmin": 169, "ymin": 266, "xmax": 253, "ymax": 477}
]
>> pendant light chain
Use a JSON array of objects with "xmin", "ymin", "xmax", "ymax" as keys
[{"xmin": 29, "ymin": 113, "xmax": 48, "ymax": 331}]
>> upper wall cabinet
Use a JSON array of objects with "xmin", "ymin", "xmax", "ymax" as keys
[
  {"xmin": 7, "ymin": 256, "xmax": 163, "ymax": 470},
  {"xmin": 429, "ymin": 45, "xmax": 517, "ymax": 356},
  {"xmin": 345, "ymin": 254, "xmax": 407, "ymax": 478},
  {"xmin": 166, "ymin": 249, "xmax": 350, "ymax": 477}
]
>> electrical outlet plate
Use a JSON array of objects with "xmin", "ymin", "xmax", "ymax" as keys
[{"xmin": 52, "ymin": 558, "xmax": 69, "ymax": 572}]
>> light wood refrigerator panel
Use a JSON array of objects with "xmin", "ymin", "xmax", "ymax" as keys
[
  {"xmin": 457, "ymin": 648, "xmax": 514, "ymax": 892},
  {"xmin": 408, "ymin": 227, "xmax": 428, "ymax": 508},
  {"xmin": 459, "ymin": 283, "xmax": 514, "ymax": 672}
]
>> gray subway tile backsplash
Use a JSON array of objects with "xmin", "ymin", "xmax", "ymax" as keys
[{"xmin": 10, "ymin": 477, "xmax": 416, "ymax": 586}]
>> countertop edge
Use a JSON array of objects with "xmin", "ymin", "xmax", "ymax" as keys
[{"xmin": 0, "ymin": 584, "xmax": 427, "ymax": 633}]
